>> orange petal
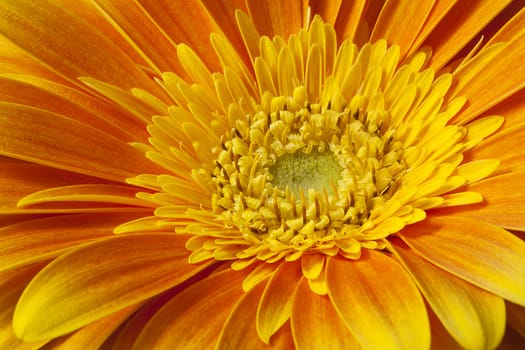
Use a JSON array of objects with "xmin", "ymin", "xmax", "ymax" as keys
[
  {"xmin": 406, "ymin": 0, "xmax": 459, "ymax": 56},
  {"xmin": 0, "ymin": 0, "xmax": 159, "ymax": 93},
  {"xmin": 466, "ymin": 121, "xmax": 525, "ymax": 173},
  {"xmin": 391, "ymin": 240, "xmax": 505, "ymax": 349},
  {"xmin": 333, "ymin": 0, "xmax": 368, "ymax": 42},
  {"xmin": 0, "ymin": 35, "xmax": 68, "ymax": 84},
  {"xmin": 450, "ymin": 31, "xmax": 525, "ymax": 124},
  {"xmin": 256, "ymin": 261, "xmax": 302, "ymax": 343},
  {"xmin": 90, "ymin": 0, "xmax": 184, "ymax": 76},
  {"xmin": 326, "ymin": 251, "xmax": 430, "ymax": 349},
  {"xmin": 13, "ymin": 233, "xmax": 208, "ymax": 341},
  {"xmin": 425, "ymin": 1, "xmax": 513, "ymax": 70},
  {"xmin": 0, "ymin": 263, "xmax": 48, "ymax": 350},
  {"xmin": 310, "ymin": 0, "xmax": 343, "ymax": 24},
  {"xmin": 246, "ymin": 0, "xmax": 306, "ymax": 38},
  {"xmin": 498, "ymin": 326, "xmax": 525, "ymax": 349},
  {"xmin": 201, "ymin": 0, "xmax": 250, "ymax": 66},
  {"xmin": 399, "ymin": 215, "xmax": 525, "ymax": 305},
  {"xmin": 0, "ymin": 75, "xmax": 146, "ymax": 142},
  {"xmin": 217, "ymin": 277, "xmax": 294, "ymax": 349},
  {"xmin": 0, "ymin": 213, "xmax": 145, "ymax": 271},
  {"xmin": 455, "ymin": 171, "xmax": 525, "ymax": 230},
  {"xmin": 486, "ymin": 1, "xmax": 525, "ymax": 46},
  {"xmin": 44, "ymin": 305, "xmax": 138, "ymax": 350},
  {"xmin": 132, "ymin": 267, "xmax": 246, "ymax": 349},
  {"xmin": 370, "ymin": 0, "xmax": 435, "ymax": 59},
  {"xmin": 291, "ymin": 277, "xmax": 360, "ymax": 350},
  {"xmin": 0, "ymin": 162, "xmax": 107, "ymax": 212},
  {"xmin": 0, "ymin": 103, "xmax": 163, "ymax": 182},
  {"xmin": 135, "ymin": 0, "xmax": 221, "ymax": 71}
]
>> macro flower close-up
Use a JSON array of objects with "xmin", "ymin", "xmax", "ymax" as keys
[{"xmin": 1, "ymin": 0, "xmax": 525, "ymax": 349}]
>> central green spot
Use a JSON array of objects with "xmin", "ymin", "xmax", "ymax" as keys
[{"xmin": 269, "ymin": 150, "xmax": 343, "ymax": 197}]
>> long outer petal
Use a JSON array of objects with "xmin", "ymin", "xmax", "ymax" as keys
[
  {"xmin": 391, "ymin": 240, "xmax": 505, "ymax": 350},
  {"xmin": 256, "ymin": 261, "xmax": 302, "ymax": 343},
  {"xmin": 326, "ymin": 251, "xmax": 430, "ymax": 349},
  {"xmin": 0, "ymin": 213, "xmax": 145, "ymax": 271},
  {"xmin": 132, "ymin": 267, "xmax": 246, "ymax": 349},
  {"xmin": 0, "ymin": 103, "xmax": 163, "ymax": 182},
  {"xmin": 0, "ymin": 263, "xmax": 48, "ymax": 350},
  {"xmin": 291, "ymin": 277, "xmax": 361, "ymax": 350},
  {"xmin": 399, "ymin": 215, "xmax": 525, "ymax": 305},
  {"xmin": 0, "ymin": 0, "xmax": 160, "ymax": 93},
  {"xmin": 216, "ymin": 277, "xmax": 294, "ymax": 349},
  {"xmin": 13, "ymin": 233, "xmax": 208, "ymax": 342}
]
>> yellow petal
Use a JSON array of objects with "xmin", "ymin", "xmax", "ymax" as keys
[
  {"xmin": 0, "ymin": 103, "xmax": 163, "ymax": 182},
  {"xmin": 400, "ymin": 215, "xmax": 525, "ymax": 305},
  {"xmin": 391, "ymin": 240, "xmax": 505, "ymax": 350},
  {"xmin": 326, "ymin": 251, "xmax": 430, "ymax": 349},
  {"xmin": 16, "ymin": 184, "xmax": 153, "ymax": 209},
  {"xmin": 291, "ymin": 277, "xmax": 360, "ymax": 350},
  {"xmin": 13, "ymin": 233, "xmax": 208, "ymax": 341},
  {"xmin": 0, "ymin": 263, "xmax": 48, "ymax": 350},
  {"xmin": 46, "ymin": 305, "xmax": 138, "ymax": 350},
  {"xmin": 132, "ymin": 268, "xmax": 247, "ymax": 349},
  {"xmin": 256, "ymin": 261, "xmax": 302, "ymax": 343}
]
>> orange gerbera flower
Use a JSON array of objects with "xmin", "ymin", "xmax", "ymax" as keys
[{"xmin": 1, "ymin": 0, "xmax": 525, "ymax": 349}]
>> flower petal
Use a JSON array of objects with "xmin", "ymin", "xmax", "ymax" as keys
[
  {"xmin": 0, "ymin": 213, "xmax": 144, "ymax": 271},
  {"xmin": 135, "ymin": 0, "xmax": 221, "ymax": 71},
  {"xmin": 256, "ymin": 261, "xmax": 302, "ymax": 343},
  {"xmin": 466, "ymin": 121, "xmax": 525, "ymax": 173},
  {"xmin": 326, "ymin": 251, "xmax": 430, "ymax": 349},
  {"xmin": 0, "ymin": 103, "xmax": 163, "ymax": 182},
  {"xmin": 291, "ymin": 277, "xmax": 361, "ymax": 350},
  {"xmin": 399, "ymin": 215, "xmax": 525, "ymax": 305},
  {"xmin": 132, "ymin": 267, "xmax": 246, "ymax": 349},
  {"xmin": 0, "ymin": 161, "xmax": 106, "ymax": 212},
  {"xmin": 246, "ymin": 0, "xmax": 306, "ymax": 38},
  {"xmin": 0, "ymin": 263, "xmax": 48, "ymax": 350},
  {"xmin": 391, "ymin": 240, "xmax": 505, "ymax": 350},
  {"xmin": 425, "ymin": 1, "xmax": 513, "ymax": 70},
  {"xmin": 216, "ymin": 277, "xmax": 294, "ymax": 349},
  {"xmin": 447, "ymin": 171, "xmax": 525, "ymax": 231},
  {"xmin": 450, "ymin": 30, "xmax": 525, "ymax": 124},
  {"xmin": 13, "ymin": 233, "xmax": 208, "ymax": 341},
  {"xmin": 370, "ymin": 0, "xmax": 435, "ymax": 59},
  {"xmin": 0, "ymin": 0, "xmax": 159, "ymax": 92},
  {"xmin": 17, "ymin": 184, "xmax": 154, "ymax": 209},
  {"xmin": 43, "ymin": 305, "xmax": 138, "ymax": 350}
]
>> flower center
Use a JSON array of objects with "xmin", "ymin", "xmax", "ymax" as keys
[
  {"xmin": 269, "ymin": 150, "xmax": 342, "ymax": 198},
  {"xmin": 209, "ymin": 88, "xmax": 407, "ymax": 258}
]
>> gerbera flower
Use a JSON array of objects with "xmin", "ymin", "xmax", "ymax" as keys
[{"xmin": 1, "ymin": 0, "xmax": 524, "ymax": 348}]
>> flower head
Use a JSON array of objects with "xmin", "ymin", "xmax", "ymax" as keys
[{"xmin": 1, "ymin": 0, "xmax": 525, "ymax": 349}]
